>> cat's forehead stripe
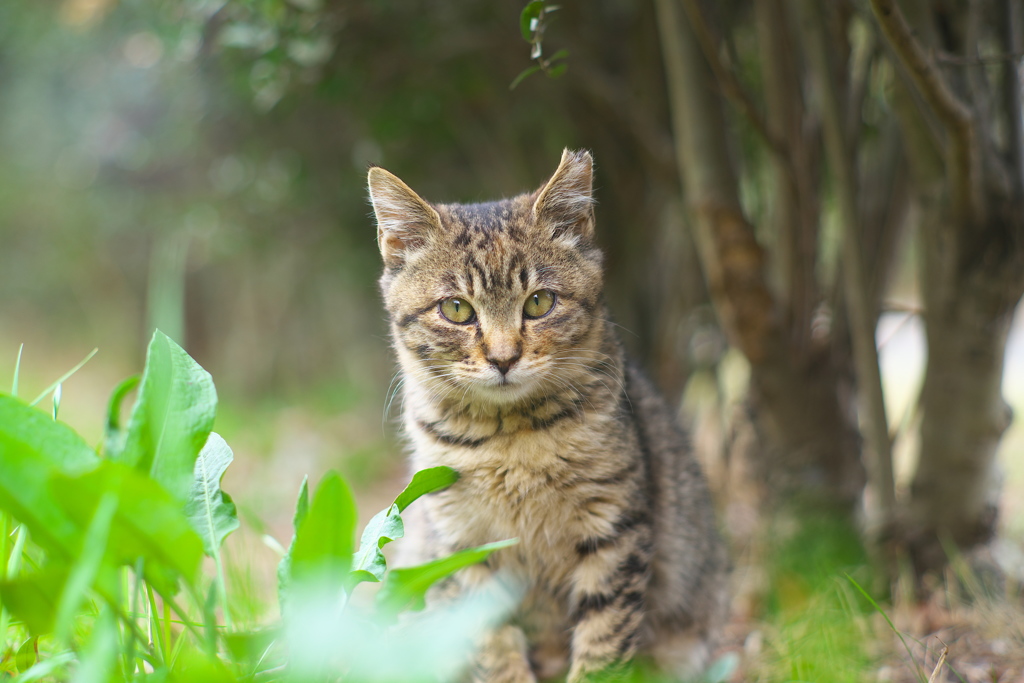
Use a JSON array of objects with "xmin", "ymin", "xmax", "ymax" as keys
[{"xmin": 441, "ymin": 199, "xmax": 529, "ymax": 246}]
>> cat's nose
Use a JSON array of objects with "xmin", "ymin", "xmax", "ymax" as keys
[{"xmin": 486, "ymin": 349, "xmax": 522, "ymax": 376}]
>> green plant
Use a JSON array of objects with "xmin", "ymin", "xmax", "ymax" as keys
[{"xmin": 0, "ymin": 331, "xmax": 515, "ymax": 681}]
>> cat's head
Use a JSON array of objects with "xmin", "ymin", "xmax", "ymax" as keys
[{"xmin": 369, "ymin": 149, "xmax": 606, "ymax": 407}]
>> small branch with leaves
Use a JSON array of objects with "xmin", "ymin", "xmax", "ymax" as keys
[{"xmin": 511, "ymin": 1, "xmax": 569, "ymax": 90}]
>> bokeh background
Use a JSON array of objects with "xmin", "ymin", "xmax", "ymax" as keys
[{"xmin": 3, "ymin": 0, "xmax": 1024, "ymax": 677}]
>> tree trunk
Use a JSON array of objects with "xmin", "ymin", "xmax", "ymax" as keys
[
  {"xmin": 872, "ymin": 0, "xmax": 1024, "ymax": 571},
  {"xmin": 655, "ymin": 0, "xmax": 866, "ymax": 509},
  {"xmin": 909, "ymin": 280, "xmax": 1016, "ymax": 570}
]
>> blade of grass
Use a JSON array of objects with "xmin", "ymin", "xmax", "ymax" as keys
[
  {"xmin": 52, "ymin": 383, "xmax": 62, "ymax": 420},
  {"xmin": 29, "ymin": 348, "xmax": 98, "ymax": 407},
  {"xmin": 146, "ymin": 583, "xmax": 167, "ymax": 665},
  {"xmin": 8, "ymin": 525, "xmax": 29, "ymax": 578},
  {"xmin": 12, "ymin": 343, "xmax": 24, "ymax": 396},
  {"xmin": 845, "ymin": 573, "xmax": 927, "ymax": 683},
  {"xmin": 163, "ymin": 599, "xmax": 172, "ymax": 667},
  {"xmin": 55, "ymin": 491, "xmax": 118, "ymax": 644},
  {"xmin": 0, "ymin": 512, "xmax": 8, "ymax": 650},
  {"xmin": 1, "ymin": 525, "xmax": 29, "ymax": 666}
]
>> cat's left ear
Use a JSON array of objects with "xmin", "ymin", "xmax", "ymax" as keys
[
  {"xmin": 532, "ymin": 149, "xmax": 595, "ymax": 242},
  {"xmin": 368, "ymin": 166, "xmax": 442, "ymax": 268}
]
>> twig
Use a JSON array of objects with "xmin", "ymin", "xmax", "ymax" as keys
[
  {"xmin": 869, "ymin": 0, "xmax": 979, "ymax": 224},
  {"xmin": 935, "ymin": 50, "xmax": 1024, "ymax": 66},
  {"xmin": 926, "ymin": 643, "xmax": 948, "ymax": 683}
]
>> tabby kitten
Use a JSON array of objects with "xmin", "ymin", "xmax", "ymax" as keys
[{"xmin": 369, "ymin": 150, "xmax": 727, "ymax": 682}]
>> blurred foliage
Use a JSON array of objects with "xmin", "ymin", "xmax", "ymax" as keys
[{"xmin": 0, "ymin": 0, "xmax": 706, "ymax": 408}]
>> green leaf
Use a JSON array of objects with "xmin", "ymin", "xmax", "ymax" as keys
[
  {"xmin": 519, "ymin": 0, "xmax": 545, "ymax": 41},
  {"xmin": 54, "ymin": 491, "xmax": 118, "ymax": 644},
  {"xmin": 348, "ymin": 504, "xmax": 403, "ymax": 586},
  {"xmin": 346, "ymin": 467, "xmax": 459, "ymax": 588},
  {"xmin": 394, "ymin": 466, "xmax": 459, "ymax": 512},
  {"xmin": 376, "ymin": 539, "xmax": 518, "ymax": 614},
  {"xmin": 547, "ymin": 47, "xmax": 569, "ymax": 63},
  {"xmin": 16, "ymin": 636, "xmax": 38, "ymax": 673},
  {"xmin": 185, "ymin": 433, "xmax": 240, "ymax": 557},
  {"xmin": 52, "ymin": 461, "xmax": 205, "ymax": 595},
  {"xmin": 0, "ymin": 568, "xmax": 66, "ymax": 636},
  {"xmin": 120, "ymin": 330, "xmax": 217, "ymax": 503},
  {"xmin": 103, "ymin": 375, "xmax": 139, "ymax": 459},
  {"xmin": 0, "ymin": 395, "xmax": 99, "ymax": 558},
  {"xmin": 289, "ymin": 471, "xmax": 358, "ymax": 590},
  {"xmin": 510, "ymin": 65, "xmax": 542, "ymax": 90}
]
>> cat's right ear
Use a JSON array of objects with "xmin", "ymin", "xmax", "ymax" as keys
[{"xmin": 368, "ymin": 167, "xmax": 442, "ymax": 268}]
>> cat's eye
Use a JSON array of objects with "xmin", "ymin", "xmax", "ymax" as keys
[
  {"xmin": 523, "ymin": 290, "xmax": 556, "ymax": 318},
  {"xmin": 439, "ymin": 297, "xmax": 476, "ymax": 324}
]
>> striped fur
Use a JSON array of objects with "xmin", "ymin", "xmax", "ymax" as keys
[{"xmin": 370, "ymin": 150, "xmax": 727, "ymax": 682}]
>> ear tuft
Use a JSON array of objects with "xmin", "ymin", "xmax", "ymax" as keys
[
  {"xmin": 532, "ymin": 149, "xmax": 595, "ymax": 241},
  {"xmin": 367, "ymin": 167, "xmax": 441, "ymax": 267}
]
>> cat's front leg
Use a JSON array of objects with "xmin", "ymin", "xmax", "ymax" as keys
[
  {"xmin": 566, "ymin": 527, "xmax": 653, "ymax": 682},
  {"xmin": 471, "ymin": 623, "xmax": 536, "ymax": 683},
  {"xmin": 445, "ymin": 564, "xmax": 536, "ymax": 683}
]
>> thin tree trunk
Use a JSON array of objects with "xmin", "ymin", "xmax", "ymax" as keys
[{"xmin": 801, "ymin": 0, "xmax": 897, "ymax": 527}]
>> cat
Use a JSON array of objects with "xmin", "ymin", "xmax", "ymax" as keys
[{"xmin": 369, "ymin": 149, "xmax": 728, "ymax": 682}]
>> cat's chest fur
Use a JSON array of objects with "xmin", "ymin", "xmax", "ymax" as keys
[{"xmin": 407, "ymin": 403, "xmax": 638, "ymax": 580}]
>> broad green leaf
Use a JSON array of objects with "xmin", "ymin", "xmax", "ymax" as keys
[
  {"xmin": 54, "ymin": 491, "xmax": 118, "ymax": 644},
  {"xmin": 52, "ymin": 461, "xmax": 205, "ymax": 595},
  {"xmin": 376, "ymin": 539, "xmax": 518, "ymax": 614},
  {"xmin": 185, "ymin": 433, "xmax": 239, "ymax": 557},
  {"xmin": 289, "ymin": 471, "xmax": 357, "ymax": 590},
  {"xmin": 347, "ymin": 467, "xmax": 459, "ymax": 587},
  {"xmin": 348, "ymin": 504, "xmax": 403, "ymax": 586},
  {"xmin": 0, "ymin": 395, "xmax": 98, "ymax": 558},
  {"xmin": 0, "ymin": 567, "xmax": 67, "ymax": 636},
  {"xmin": 16, "ymin": 636, "xmax": 38, "ymax": 673},
  {"xmin": 394, "ymin": 466, "xmax": 459, "ymax": 512},
  {"xmin": 519, "ymin": 0, "xmax": 545, "ymax": 40},
  {"xmin": 103, "ymin": 375, "xmax": 139, "ymax": 459},
  {"xmin": 120, "ymin": 330, "xmax": 217, "ymax": 502}
]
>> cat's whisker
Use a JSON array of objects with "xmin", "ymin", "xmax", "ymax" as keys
[{"xmin": 546, "ymin": 360, "xmax": 633, "ymax": 412}]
